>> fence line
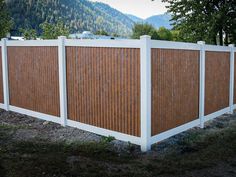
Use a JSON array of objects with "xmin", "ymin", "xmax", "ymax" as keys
[{"xmin": 0, "ymin": 37, "xmax": 235, "ymax": 152}]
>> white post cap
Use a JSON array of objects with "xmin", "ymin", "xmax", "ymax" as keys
[
  {"xmin": 58, "ymin": 36, "xmax": 66, "ymax": 39},
  {"xmin": 140, "ymin": 35, "xmax": 151, "ymax": 40},
  {"xmin": 197, "ymin": 41, "xmax": 205, "ymax": 45}
]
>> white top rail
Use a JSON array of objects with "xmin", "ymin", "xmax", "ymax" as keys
[
  {"xmin": 151, "ymin": 40, "xmax": 200, "ymax": 50},
  {"xmin": 6, "ymin": 40, "xmax": 58, "ymax": 46},
  {"xmin": 1, "ymin": 38, "xmax": 235, "ymax": 51},
  {"xmin": 65, "ymin": 39, "xmax": 141, "ymax": 48},
  {"xmin": 205, "ymin": 44, "xmax": 230, "ymax": 52}
]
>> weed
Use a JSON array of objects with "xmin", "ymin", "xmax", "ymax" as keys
[{"xmin": 101, "ymin": 135, "xmax": 115, "ymax": 143}]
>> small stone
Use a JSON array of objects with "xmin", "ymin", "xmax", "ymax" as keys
[{"xmin": 43, "ymin": 121, "xmax": 49, "ymax": 125}]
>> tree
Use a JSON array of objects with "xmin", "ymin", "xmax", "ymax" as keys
[
  {"xmin": 20, "ymin": 28, "xmax": 37, "ymax": 40},
  {"xmin": 163, "ymin": 0, "xmax": 236, "ymax": 45},
  {"xmin": 131, "ymin": 23, "xmax": 159, "ymax": 40},
  {"xmin": 95, "ymin": 30, "xmax": 109, "ymax": 36},
  {"xmin": 0, "ymin": 0, "xmax": 12, "ymax": 39},
  {"xmin": 171, "ymin": 30, "xmax": 180, "ymax": 41},
  {"xmin": 157, "ymin": 27, "xmax": 173, "ymax": 41},
  {"xmin": 40, "ymin": 21, "xmax": 70, "ymax": 39}
]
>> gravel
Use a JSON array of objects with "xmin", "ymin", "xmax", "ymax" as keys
[{"xmin": 0, "ymin": 109, "xmax": 235, "ymax": 153}]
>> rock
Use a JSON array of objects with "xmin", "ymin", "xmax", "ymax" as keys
[{"xmin": 43, "ymin": 121, "xmax": 49, "ymax": 125}]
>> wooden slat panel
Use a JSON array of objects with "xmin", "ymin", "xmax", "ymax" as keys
[
  {"xmin": 8, "ymin": 47, "xmax": 60, "ymax": 116},
  {"xmin": 66, "ymin": 47, "xmax": 140, "ymax": 136},
  {"xmin": 0, "ymin": 47, "xmax": 3, "ymax": 103},
  {"xmin": 205, "ymin": 51, "xmax": 230, "ymax": 115},
  {"xmin": 151, "ymin": 49, "xmax": 199, "ymax": 135}
]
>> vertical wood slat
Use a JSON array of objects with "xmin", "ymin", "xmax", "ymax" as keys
[
  {"xmin": 151, "ymin": 49, "xmax": 199, "ymax": 135},
  {"xmin": 8, "ymin": 46, "xmax": 60, "ymax": 116},
  {"xmin": 0, "ymin": 47, "xmax": 3, "ymax": 103},
  {"xmin": 66, "ymin": 47, "xmax": 140, "ymax": 136},
  {"xmin": 205, "ymin": 51, "xmax": 230, "ymax": 115}
]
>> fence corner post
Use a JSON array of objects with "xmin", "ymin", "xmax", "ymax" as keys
[
  {"xmin": 197, "ymin": 41, "xmax": 205, "ymax": 129},
  {"xmin": 229, "ymin": 44, "xmax": 235, "ymax": 114},
  {"xmin": 1, "ymin": 38, "xmax": 9, "ymax": 111},
  {"xmin": 58, "ymin": 36, "xmax": 67, "ymax": 126},
  {"xmin": 140, "ymin": 35, "xmax": 151, "ymax": 152}
]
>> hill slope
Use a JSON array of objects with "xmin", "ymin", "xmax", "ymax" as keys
[
  {"xmin": 145, "ymin": 14, "xmax": 172, "ymax": 29},
  {"xmin": 6, "ymin": 0, "xmax": 134, "ymax": 36},
  {"xmin": 126, "ymin": 14, "xmax": 143, "ymax": 23},
  {"xmin": 126, "ymin": 13, "xmax": 172, "ymax": 29}
]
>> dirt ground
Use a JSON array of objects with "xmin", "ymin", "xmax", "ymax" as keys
[{"xmin": 0, "ymin": 109, "xmax": 236, "ymax": 177}]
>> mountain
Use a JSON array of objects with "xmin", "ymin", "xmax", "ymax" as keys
[
  {"xmin": 94, "ymin": 2, "xmax": 134, "ymax": 30},
  {"xmin": 5, "ymin": 0, "xmax": 134, "ymax": 36},
  {"xmin": 126, "ymin": 13, "xmax": 172, "ymax": 29},
  {"xmin": 126, "ymin": 14, "xmax": 143, "ymax": 23},
  {"xmin": 145, "ymin": 14, "xmax": 172, "ymax": 29}
]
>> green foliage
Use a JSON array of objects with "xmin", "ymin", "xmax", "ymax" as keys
[
  {"xmin": 171, "ymin": 30, "xmax": 180, "ymax": 41},
  {"xmin": 39, "ymin": 21, "xmax": 69, "ymax": 39},
  {"xmin": 157, "ymin": 26, "xmax": 173, "ymax": 41},
  {"xmin": 101, "ymin": 136, "xmax": 115, "ymax": 143},
  {"xmin": 163, "ymin": 0, "xmax": 236, "ymax": 45},
  {"xmin": 0, "ymin": 0, "xmax": 12, "ymax": 39},
  {"xmin": 19, "ymin": 28, "xmax": 37, "ymax": 40},
  {"xmin": 5, "ymin": 0, "xmax": 134, "ymax": 37},
  {"xmin": 132, "ymin": 24, "xmax": 178, "ymax": 41},
  {"xmin": 111, "ymin": 33, "xmax": 119, "ymax": 37},
  {"xmin": 131, "ymin": 23, "xmax": 159, "ymax": 40},
  {"xmin": 95, "ymin": 30, "xmax": 109, "ymax": 36}
]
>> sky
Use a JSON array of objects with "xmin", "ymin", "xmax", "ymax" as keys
[{"xmin": 90, "ymin": 0, "xmax": 168, "ymax": 19}]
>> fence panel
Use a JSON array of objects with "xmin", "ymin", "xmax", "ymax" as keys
[
  {"xmin": 0, "ymin": 47, "xmax": 3, "ymax": 103},
  {"xmin": 205, "ymin": 51, "xmax": 230, "ymax": 115},
  {"xmin": 151, "ymin": 49, "xmax": 199, "ymax": 135},
  {"xmin": 66, "ymin": 47, "xmax": 140, "ymax": 136},
  {"xmin": 8, "ymin": 46, "xmax": 60, "ymax": 116}
]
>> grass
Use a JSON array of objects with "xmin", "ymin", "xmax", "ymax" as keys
[{"xmin": 0, "ymin": 117, "xmax": 236, "ymax": 177}]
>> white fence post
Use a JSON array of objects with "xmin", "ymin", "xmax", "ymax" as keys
[
  {"xmin": 1, "ymin": 38, "xmax": 9, "ymax": 111},
  {"xmin": 198, "ymin": 41, "xmax": 206, "ymax": 128},
  {"xmin": 58, "ymin": 36, "xmax": 67, "ymax": 126},
  {"xmin": 229, "ymin": 44, "xmax": 235, "ymax": 114},
  {"xmin": 140, "ymin": 35, "xmax": 151, "ymax": 152}
]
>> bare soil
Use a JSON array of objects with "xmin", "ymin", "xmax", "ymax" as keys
[{"xmin": 0, "ymin": 109, "xmax": 236, "ymax": 177}]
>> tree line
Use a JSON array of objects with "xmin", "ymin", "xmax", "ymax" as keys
[
  {"xmin": 0, "ymin": 0, "xmax": 235, "ymax": 45},
  {"xmin": 131, "ymin": 23, "xmax": 179, "ymax": 41}
]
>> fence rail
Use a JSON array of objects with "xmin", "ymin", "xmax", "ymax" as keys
[{"xmin": 0, "ymin": 36, "xmax": 235, "ymax": 151}]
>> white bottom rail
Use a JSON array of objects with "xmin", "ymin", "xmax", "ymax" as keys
[
  {"xmin": 150, "ymin": 119, "xmax": 200, "ymax": 145},
  {"xmin": 204, "ymin": 107, "xmax": 230, "ymax": 122},
  {"xmin": 9, "ymin": 105, "xmax": 61, "ymax": 124},
  {"xmin": 150, "ymin": 106, "xmax": 232, "ymax": 146},
  {"xmin": 0, "ymin": 105, "xmax": 233, "ymax": 151},
  {"xmin": 67, "ymin": 119, "xmax": 141, "ymax": 145}
]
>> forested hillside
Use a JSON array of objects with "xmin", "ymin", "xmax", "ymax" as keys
[
  {"xmin": 93, "ymin": 2, "xmax": 134, "ymax": 30},
  {"xmin": 5, "ymin": 0, "xmax": 134, "ymax": 36}
]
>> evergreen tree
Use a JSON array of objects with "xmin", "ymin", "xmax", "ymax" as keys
[
  {"xmin": 163, "ymin": 0, "xmax": 236, "ymax": 45},
  {"xmin": 0, "ymin": 0, "xmax": 12, "ymax": 39},
  {"xmin": 40, "ymin": 21, "xmax": 69, "ymax": 39},
  {"xmin": 20, "ymin": 28, "xmax": 37, "ymax": 40},
  {"xmin": 95, "ymin": 30, "xmax": 109, "ymax": 36},
  {"xmin": 131, "ymin": 23, "xmax": 159, "ymax": 40},
  {"xmin": 157, "ymin": 27, "xmax": 173, "ymax": 41}
]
